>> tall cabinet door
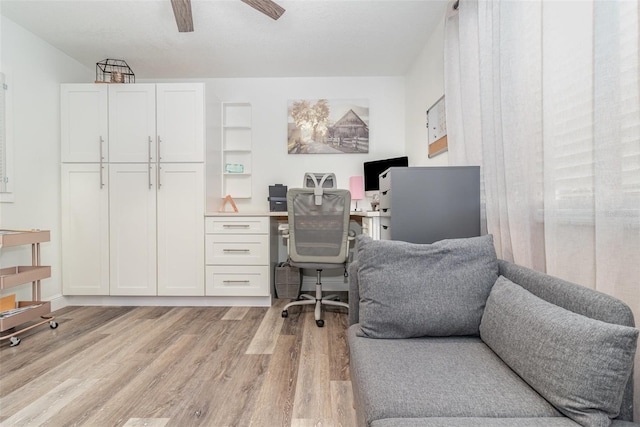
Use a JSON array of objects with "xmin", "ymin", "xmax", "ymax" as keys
[
  {"xmin": 109, "ymin": 163, "xmax": 157, "ymax": 296},
  {"xmin": 156, "ymin": 83, "xmax": 205, "ymax": 162},
  {"xmin": 157, "ymin": 163, "xmax": 205, "ymax": 296},
  {"xmin": 61, "ymin": 164, "xmax": 110, "ymax": 295},
  {"xmin": 61, "ymin": 84, "xmax": 108, "ymax": 163},
  {"xmin": 109, "ymin": 84, "xmax": 156, "ymax": 163}
]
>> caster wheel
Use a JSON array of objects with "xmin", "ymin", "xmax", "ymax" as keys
[
  {"xmin": 316, "ymin": 319, "xmax": 324, "ymax": 327},
  {"xmin": 281, "ymin": 310, "xmax": 288, "ymax": 318},
  {"xmin": 50, "ymin": 321, "xmax": 58, "ymax": 329},
  {"xmin": 9, "ymin": 337, "xmax": 20, "ymax": 347}
]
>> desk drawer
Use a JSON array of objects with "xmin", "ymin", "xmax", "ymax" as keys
[
  {"xmin": 379, "ymin": 170, "xmax": 391, "ymax": 192},
  {"xmin": 206, "ymin": 216, "xmax": 269, "ymax": 234},
  {"xmin": 206, "ymin": 265, "xmax": 270, "ymax": 296},
  {"xmin": 379, "ymin": 189, "xmax": 391, "ymax": 210},
  {"xmin": 206, "ymin": 234, "xmax": 269, "ymax": 265},
  {"xmin": 380, "ymin": 217, "xmax": 392, "ymax": 240}
]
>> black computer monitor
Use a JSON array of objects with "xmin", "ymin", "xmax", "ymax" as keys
[{"xmin": 363, "ymin": 156, "xmax": 409, "ymax": 192}]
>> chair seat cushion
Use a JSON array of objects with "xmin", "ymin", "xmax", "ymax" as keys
[{"xmin": 348, "ymin": 326, "xmax": 561, "ymax": 426}]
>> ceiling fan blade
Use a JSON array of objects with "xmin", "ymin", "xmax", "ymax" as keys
[
  {"xmin": 171, "ymin": 0, "xmax": 194, "ymax": 32},
  {"xmin": 241, "ymin": 0, "xmax": 285, "ymax": 20}
]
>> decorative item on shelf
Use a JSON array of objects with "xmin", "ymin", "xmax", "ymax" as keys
[
  {"xmin": 219, "ymin": 195, "xmax": 239, "ymax": 213},
  {"xmin": 349, "ymin": 176, "xmax": 364, "ymax": 211},
  {"xmin": 95, "ymin": 59, "xmax": 135, "ymax": 84},
  {"xmin": 224, "ymin": 163, "xmax": 244, "ymax": 174}
]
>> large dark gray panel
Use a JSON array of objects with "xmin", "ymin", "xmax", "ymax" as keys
[{"xmin": 380, "ymin": 166, "xmax": 480, "ymax": 244}]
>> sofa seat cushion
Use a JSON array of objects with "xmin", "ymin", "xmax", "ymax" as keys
[
  {"xmin": 355, "ymin": 235, "xmax": 499, "ymax": 338},
  {"xmin": 371, "ymin": 418, "xmax": 582, "ymax": 427},
  {"xmin": 348, "ymin": 326, "xmax": 561, "ymax": 426},
  {"xmin": 480, "ymin": 276, "xmax": 639, "ymax": 427}
]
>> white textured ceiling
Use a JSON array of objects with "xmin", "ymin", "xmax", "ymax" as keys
[{"xmin": 0, "ymin": 0, "xmax": 448, "ymax": 79}]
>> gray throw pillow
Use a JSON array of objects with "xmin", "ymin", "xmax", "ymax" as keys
[
  {"xmin": 355, "ymin": 234, "xmax": 499, "ymax": 338},
  {"xmin": 480, "ymin": 276, "xmax": 638, "ymax": 427}
]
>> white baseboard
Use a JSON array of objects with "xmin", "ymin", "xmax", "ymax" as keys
[{"xmin": 49, "ymin": 295, "xmax": 272, "ymax": 310}]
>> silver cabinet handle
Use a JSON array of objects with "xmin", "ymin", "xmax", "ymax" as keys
[
  {"xmin": 223, "ymin": 224, "xmax": 250, "ymax": 229},
  {"xmin": 223, "ymin": 280, "xmax": 251, "ymax": 284},
  {"xmin": 223, "ymin": 249, "xmax": 251, "ymax": 253},
  {"xmin": 157, "ymin": 135, "xmax": 162, "ymax": 161},
  {"xmin": 99, "ymin": 136, "xmax": 105, "ymax": 189},
  {"xmin": 148, "ymin": 136, "xmax": 153, "ymax": 189},
  {"xmin": 158, "ymin": 165, "xmax": 162, "ymax": 189}
]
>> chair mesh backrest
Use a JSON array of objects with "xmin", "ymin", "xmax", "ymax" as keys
[{"xmin": 287, "ymin": 188, "xmax": 351, "ymax": 264}]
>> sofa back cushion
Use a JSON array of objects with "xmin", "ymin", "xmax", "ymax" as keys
[
  {"xmin": 355, "ymin": 234, "xmax": 499, "ymax": 338},
  {"xmin": 480, "ymin": 276, "xmax": 639, "ymax": 427}
]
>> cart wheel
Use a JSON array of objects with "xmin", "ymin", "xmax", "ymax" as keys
[
  {"xmin": 49, "ymin": 321, "xmax": 58, "ymax": 329},
  {"xmin": 281, "ymin": 310, "xmax": 288, "ymax": 318},
  {"xmin": 316, "ymin": 319, "xmax": 324, "ymax": 328},
  {"xmin": 9, "ymin": 337, "xmax": 20, "ymax": 347}
]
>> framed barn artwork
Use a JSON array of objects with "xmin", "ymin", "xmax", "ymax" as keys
[{"xmin": 287, "ymin": 99, "xmax": 369, "ymax": 154}]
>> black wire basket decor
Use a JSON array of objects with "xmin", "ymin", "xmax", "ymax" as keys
[{"xmin": 95, "ymin": 59, "xmax": 135, "ymax": 84}]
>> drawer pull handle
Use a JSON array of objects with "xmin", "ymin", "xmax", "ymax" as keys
[
  {"xmin": 223, "ymin": 280, "xmax": 251, "ymax": 284},
  {"xmin": 223, "ymin": 249, "xmax": 251, "ymax": 253},
  {"xmin": 223, "ymin": 224, "xmax": 251, "ymax": 229}
]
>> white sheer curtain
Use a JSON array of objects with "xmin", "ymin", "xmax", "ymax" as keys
[{"xmin": 445, "ymin": 0, "xmax": 640, "ymax": 417}]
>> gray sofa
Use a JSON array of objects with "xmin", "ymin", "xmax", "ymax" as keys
[{"xmin": 348, "ymin": 235, "xmax": 639, "ymax": 427}]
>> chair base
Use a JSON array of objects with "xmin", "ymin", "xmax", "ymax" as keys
[{"xmin": 281, "ymin": 280, "xmax": 348, "ymax": 327}]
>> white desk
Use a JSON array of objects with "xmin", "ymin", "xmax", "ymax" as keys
[{"xmin": 204, "ymin": 210, "xmax": 381, "ymax": 299}]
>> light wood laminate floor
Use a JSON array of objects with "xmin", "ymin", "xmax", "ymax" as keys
[{"xmin": 0, "ymin": 299, "xmax": 355, "ymax": 427}]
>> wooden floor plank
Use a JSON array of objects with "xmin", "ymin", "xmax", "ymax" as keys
[
  {"xmin": 222, "ymin": 306, "xmax": 250, "ymax": 320},
  {"xmin": 246, "ymin": 299, "xmax": 287, "ymax": 355},
  {"xmin": 292, "ymin": 311, "xmax": 332, "ymax": 420},
  {"xmin": 248, "ymin": 334, "xmax": 301, "ymax": 427},
  {"xmin": 0, "ymin": 378, "xmax": 98, "ymax": 426},
  {"xmin": 331, "ymin": 380, "xmax": 358, "ymax": 427},
  {"xmin": 123, "ymin": 418, "xmax": 170, "ymax": 427}
]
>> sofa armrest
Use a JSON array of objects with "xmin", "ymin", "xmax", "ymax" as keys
[{"xmin": 348, "ymin": 260, "xmax": 360, "ymax": 326}]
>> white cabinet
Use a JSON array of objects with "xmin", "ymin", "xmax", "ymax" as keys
[
  {"xmin": 61, "ymin": 164, "xmax": 110, "ymax": 295},
  {"xmin": 108, "ymin": 84, "xmax": 157, "ymax": 163},
  {"xmin": 109, "ymin": 163, "xmax": 205, "ymax": 297},
  {"xmin": 157, "ymin": 84, "xmax": 205, "ymax": 162},
  {"xmin": 62, "ymin": 83, "xmax": 205, "ymax": 164},
  {"xmin": 109, "ymin": 163, "xmax": 158, "ymax": 296},
  {"xmin": 222, "ymin": 103, "xmax": 252, "ymax": 198},
  {"xmin": 157, "ymin": 163, "xmax": 205, "ymax": 296},
  {"xmin": 61, "ymin": 84, "xmax": 108, "ymax": 163},
  {"xmin": 205, "ymin": 216, "xmax": 270, "ymax": 297},
  {"xmin": 61, "ymin": 83, "xmax": 205, "ymax": 297}
]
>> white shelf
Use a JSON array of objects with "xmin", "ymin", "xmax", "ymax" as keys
[{"xmin": 222, "ymin": 103, "xmax": 252, "ymax": 199}]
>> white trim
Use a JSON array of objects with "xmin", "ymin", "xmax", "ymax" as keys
[{"xmin": 55, "ymin": 295, "xmax": 272, "ymax": 309}]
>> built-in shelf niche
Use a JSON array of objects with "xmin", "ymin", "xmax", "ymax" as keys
[{"xmin": 222, "ymin": 103, "xmax": 252, "ymax": 199}]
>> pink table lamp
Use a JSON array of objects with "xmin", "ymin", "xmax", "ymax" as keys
[{"xmin": 349, "ymin": 176, "xmax": 365, "ymax": 211}]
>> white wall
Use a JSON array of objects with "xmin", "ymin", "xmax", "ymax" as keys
[
  {"xmin": 405, "ymin": 15, "xmax": 449, "ymax": 167},
  {"xmin": 0, "ymin": 17, "xmax": 92, "ymax": 301},
  {"xmin": 201, "ymin": 77, "xmax": 407, "ymax": 212}
]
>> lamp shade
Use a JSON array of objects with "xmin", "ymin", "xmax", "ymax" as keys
[{"xmin": 349, "ymin": 176, "xmax": 365, "ymax": 200}]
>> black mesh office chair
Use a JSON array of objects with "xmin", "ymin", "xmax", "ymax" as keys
[{"xmin": 281, "ymin": 180, "xmax": 351, "ymax": 327}]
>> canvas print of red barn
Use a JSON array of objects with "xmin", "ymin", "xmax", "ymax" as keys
[{"xmin": 287, "ymin": 99, "xmax": 369, "ymax": 154}]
